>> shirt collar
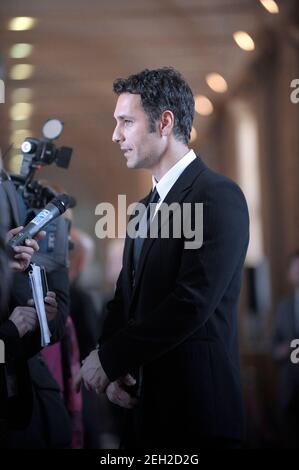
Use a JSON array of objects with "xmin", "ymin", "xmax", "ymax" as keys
[{"xmin": 152, "ymin": 149, "xmax": 196, "ymax": 202}]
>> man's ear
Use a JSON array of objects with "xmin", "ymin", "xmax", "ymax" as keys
[{"xmin": 160, "ymin": 110, "xmax": 174, "ymax": 137}]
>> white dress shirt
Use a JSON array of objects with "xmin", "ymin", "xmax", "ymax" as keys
[{"xmin": 151, "ymin": 149, "xmax": 197, "ymax": 216}]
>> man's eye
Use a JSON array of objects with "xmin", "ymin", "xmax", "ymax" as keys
[{"xmin": 124, "ymin": 120, "xmax": 133, "ymax": 125}]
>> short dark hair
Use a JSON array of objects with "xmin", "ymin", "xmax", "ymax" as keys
[{"xmin": 113, "ymin": 67, "xmax": 194, "ymax": 145}]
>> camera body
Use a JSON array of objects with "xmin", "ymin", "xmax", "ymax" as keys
[{"xmin": 20, "ymin": 137, "xmax": 72, "ymax": 177}]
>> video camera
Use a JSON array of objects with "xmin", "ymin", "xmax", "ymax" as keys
[
  {"xmin": 12, "ymin": 118, "xmax": 73, "ymax": 208},
  {"xmin": 7, "ymin": 118, "xmax": 75, "ymax": 268}
]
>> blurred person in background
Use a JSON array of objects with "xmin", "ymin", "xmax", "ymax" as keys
[
  {"xmin": 272, "ymin": 251, "xmax": 299, "ymax": 448},
  {"xmin": 69, "ymin": 228, "xmax": 99, "ymax": 360},
  {"xmin": 100, "ymin": 239, "xmax": 124, "ymax": 333},
  {"xmin": 68, "ymin": 227, "xmax": 100, "ymax": 448},
  {"xmin": 97, "ymin": 239, "xmax": 125, "ymax": 449}
]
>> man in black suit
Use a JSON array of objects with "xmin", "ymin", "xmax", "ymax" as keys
[{"xmin": 77, "ymin": 67, "xmax": 249, "ymax": 448}]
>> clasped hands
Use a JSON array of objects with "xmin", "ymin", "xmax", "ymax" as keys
[{"xmin": 75, "ymin": 349, "xmax": 138, "ymax": 409}]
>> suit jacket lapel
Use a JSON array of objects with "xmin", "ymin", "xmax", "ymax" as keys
[
  {"xmin": 122, "ymin": 192, "xmax": 151, "ymax": 301},
  {"xmin": 129, "ymin": 156, "xmax": 207, "ymax": 306}
]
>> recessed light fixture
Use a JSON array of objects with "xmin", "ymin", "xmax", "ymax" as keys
[
  {"xmin": 259, "ymin": 0, "xmax": 279, "ymax": 14},
  {"xmin": 206, "ymin": 73, "xmax": 228, "ymax": 93},
  {"xmin": 10, "ymin": 43, "xmax": 33, "ymax": 59},
  {"xmin": 195, "ymin": 95, "xmax": 213, "ymax": 116},
  {"xmin": 8, "ymin": 17, "xmax": 36, "ymax": 31},
  {"xmin": 10, "ymin": 64, "xmax": 34, "ymax": 80},
  {"xmin": 233, "ymin": 31, "xmax": 255, "ymax": 51},
  {"xmin": 10, "ymin": 102, "xmax": 33, "ymax": 121}
]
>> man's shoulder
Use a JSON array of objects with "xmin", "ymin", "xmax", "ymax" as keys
[{"xmin": 192, "ymin": 156, "xmax": 247, "ymax": 204}]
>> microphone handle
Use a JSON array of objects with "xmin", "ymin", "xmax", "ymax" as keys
[{"xmin": 8, "ymin": 203, "xmax": 60, "ymax": 249}]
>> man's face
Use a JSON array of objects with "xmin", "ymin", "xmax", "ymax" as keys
[{"xmin": 112, "ymin": 93, "xmax": 164, "ymax": 170}]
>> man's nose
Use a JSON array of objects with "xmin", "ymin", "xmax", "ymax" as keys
[{"xmin": 112, "ymin": 125, "xmax": 123, "ymax": 144}]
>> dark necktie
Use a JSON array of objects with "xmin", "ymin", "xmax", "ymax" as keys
[{"xmin": 133, "ymin": 187, "xmax": 160, "ymax": 274}]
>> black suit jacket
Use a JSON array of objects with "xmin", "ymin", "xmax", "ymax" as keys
[{"xmin": 99, "ymin": 156, "xmax": 249, "ymax": 447}]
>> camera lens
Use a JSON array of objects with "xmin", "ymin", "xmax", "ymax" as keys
[{"xmin": 21, "ymin": 140, "xmax": 36, "ymax": 154}]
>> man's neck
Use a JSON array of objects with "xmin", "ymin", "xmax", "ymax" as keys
[{"xmin": 151, "ymin": 142, "xmax": 190, "ymax": 181}]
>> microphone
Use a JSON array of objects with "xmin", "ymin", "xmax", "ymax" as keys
[{"xmin": 7, "ymin": 193, "xmax": 76, "ymax": 251}]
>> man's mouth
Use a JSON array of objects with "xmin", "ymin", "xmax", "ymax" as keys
[{"xmin": 121, "ymin": 148, "xmax": 132, "ymax": 156}]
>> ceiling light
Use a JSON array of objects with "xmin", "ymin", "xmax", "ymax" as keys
[
  {"xmin": 9, "ymin": 64, "xmax": 34, "ymax": 80},
  {"xmin": 10, "ymin": 102, "xmax": 33, "ymax": 121},
  {"xmin": 195, "ymin": 95, "xmax": 213, "ymax": 116},
  {"xmin": 10, "ymin": 43, "xmax": 33, "ymax": 59},
  {"xmin": 259, "ymin": 0, "xmax": 279, "ymax": 14},
  {"xmin": 206, "ymin": 73, "xmax": 228, "ymax": 93},
  {"xmin": 8, "ymin": 17, "xmax": 36, "ymax": 31},
  {"xmin": 233, "ymin": 31, "xmax": 255, "ymax": 51}
]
